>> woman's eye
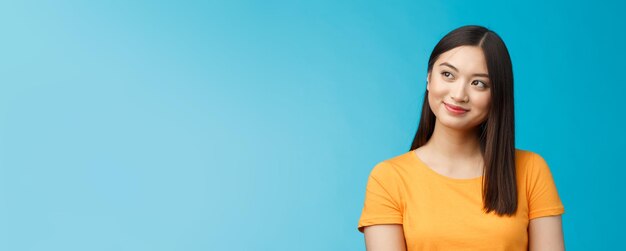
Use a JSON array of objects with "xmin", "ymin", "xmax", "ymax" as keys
[
  {"xmin": 441, "ymin": 72, "xmax": 453, "ymax": 79},
  {"xmin": 472, "ymin": 80, "xmax": 488, "ymax": 88}
]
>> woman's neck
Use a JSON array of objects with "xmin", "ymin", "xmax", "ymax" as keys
[{"xmin": 424, "ymin": 121, "xmax": 482, "ymax": 160}]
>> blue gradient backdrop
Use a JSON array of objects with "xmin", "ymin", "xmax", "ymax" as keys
[{"xmin": 1, "ymin": 0, "xmax": 623, "ymax": 250}]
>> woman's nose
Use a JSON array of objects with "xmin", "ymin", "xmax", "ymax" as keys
[{"xmin": 450, "ymin": 82, "xmax": 469, "ymax": 103}]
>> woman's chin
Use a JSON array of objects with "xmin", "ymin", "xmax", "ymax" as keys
[{"xmin": 436, "ymin": 117, "xmax": 480, "ymax": 132}]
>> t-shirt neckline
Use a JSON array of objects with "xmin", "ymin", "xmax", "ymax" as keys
[{"xmin": 409, "ymin": 149, "xmax": 484, "ymax": 183}]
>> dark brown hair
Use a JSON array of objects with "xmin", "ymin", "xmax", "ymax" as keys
[{"xmin": 410, "ymin": 25, "xmax": 517, "ymax": 216}]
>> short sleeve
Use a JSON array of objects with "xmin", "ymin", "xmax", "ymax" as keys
[
  {"xmin": 357, "ymin": 161, "xmax": 404, "ymax": 233},
  {"xmin": 527, "ymin": 152, "xmax": 565, "ymax": 220}
]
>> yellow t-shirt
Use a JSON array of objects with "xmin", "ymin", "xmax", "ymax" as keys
[{"xmin": 357, "ymin": 149, "xmax": 565, "ymax": 250}]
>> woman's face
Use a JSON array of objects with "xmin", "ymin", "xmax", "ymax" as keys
[{"xmin": 427, "ymin": 45, "xmax": 491, "ymax": 132}]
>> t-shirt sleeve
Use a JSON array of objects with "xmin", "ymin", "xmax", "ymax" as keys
[
  {"xmin": 357, "ymin": 161, "xmax": 404, "ymax": 233},
  {"xmin": 527, "ymin": 152, "xmax": 565, "ymax": 220}
]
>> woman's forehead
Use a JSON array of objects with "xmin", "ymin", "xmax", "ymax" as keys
[{"xmin": 436, "ymin": 46, "xmax": 488, "ymax": 74}]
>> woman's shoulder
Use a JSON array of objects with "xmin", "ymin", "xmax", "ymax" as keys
[
  {"xmin": 368, "ymin": 151, "xmax": 416, "ymax": 177},
  {"xmin": 379, "ymin": 150, "xmax": 417, "ymax": 169},
  {"xmin": 515, "ymin": 148, "xmax": 547, "ymax": 164},
  {"xmin": 514, "ymin": 148, "xmax": 553, "ymax": 177}
]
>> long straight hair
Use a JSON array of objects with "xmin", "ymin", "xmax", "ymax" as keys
[{"xmin": 410, "ymin": 25, "xmax": 517, "ymax": 216}]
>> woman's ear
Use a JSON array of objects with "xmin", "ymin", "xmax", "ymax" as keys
[{"xmin": 426, "ymin": 73, "xmax": 431, "ymax": 91}]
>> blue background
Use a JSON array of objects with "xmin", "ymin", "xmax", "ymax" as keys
[{"xmin": 1, "ymin": 0, "xmax": 623, "ymax": 250}]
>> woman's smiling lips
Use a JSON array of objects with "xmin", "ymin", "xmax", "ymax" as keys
[{"xmin": 443, "ymin": 102, "xmax": 469, "ymax": 115}]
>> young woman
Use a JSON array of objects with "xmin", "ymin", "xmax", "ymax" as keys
[{"xmin": 357, "ymin": 25, "xmax": 565, "ymax": 250}]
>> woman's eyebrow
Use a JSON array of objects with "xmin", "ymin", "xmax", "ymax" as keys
[{"xmin": 439, "ymin": 62, "xmax": 489, "ymax": 78}]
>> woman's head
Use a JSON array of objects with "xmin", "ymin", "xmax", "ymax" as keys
[
  {"xmin": 426, "ymin": 45, "xmax": 492, "ymax": 132},
  {"xmin": 411, "ymin": 25, "xmax": 518, "ymax": 216},
  {"xmin": 412, "ymin": 25, "xmax": 514, "ymax": 151}
]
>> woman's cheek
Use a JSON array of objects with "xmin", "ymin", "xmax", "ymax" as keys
[
  {"xmin": 477, "ymin": 93, "xmax": 491, "ymax": 109},
  {"xmin": 428, "ymin": 80, "xmax": 447, "ymax": 98}
]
